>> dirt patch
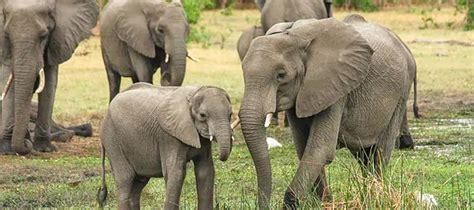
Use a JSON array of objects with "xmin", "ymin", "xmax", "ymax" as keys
[
  {"xmin": 0, "ymin": 164, "xmax": 100, "ymax": 187},
  {"xmin": 407, "ymin": 93, "xmax": 474, "ymax": 117}
]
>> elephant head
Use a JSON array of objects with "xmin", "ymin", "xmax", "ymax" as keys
[
  {"xmin": 114, "ymin": 0, "xmax": 189, "ymax": 86},
  {"xmin": 238, "ymin": 18, "xmax": 373, "ymax": 207},
  {"xmin": 158, "ymin": 87, "xmax": 233, "ymax": 161},
  {"xmin": 0, "ymin": 0, "xmax": 98, "ymax": 155}
]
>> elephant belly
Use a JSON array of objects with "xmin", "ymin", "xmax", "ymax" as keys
[
  {"xmin": 102, "ymin": 37, "xmax": 135, "ymax": 77},
  {"xmin": 338, "ymin": 77, "xmax": 403, "ymax": 150},
  {"xmin": 126, "ymin": 145, "xmax": 163, "ymax": 178}
]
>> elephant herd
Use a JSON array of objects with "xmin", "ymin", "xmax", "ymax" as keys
[{"xmin": 0, "ymin": 0, "xmax": 421, "ymax": 209}]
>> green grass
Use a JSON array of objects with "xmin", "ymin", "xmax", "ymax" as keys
[{"xmin": 0, "ymin": 7, "xmax": 473, "ymax": 208}]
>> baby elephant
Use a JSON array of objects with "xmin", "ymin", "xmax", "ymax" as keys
[{"xmin": 98, "ymin": 83, "xmax": 234, "ymax": 210}]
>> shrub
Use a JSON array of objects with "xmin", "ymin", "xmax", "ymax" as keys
[
  {"xmin": 465, "ymin": 3, "xmax": 474, "ymax": 30},
  {"xmin": 333, "ymin": 0, "xmax": 378, "ymax": 12}
]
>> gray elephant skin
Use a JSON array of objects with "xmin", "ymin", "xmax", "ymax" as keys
[
  {"xmin": 238, "ymin": 15, "xmax": 416, "ymax": 208},
  {"xmin": 98, "ymin": 83, "xmax": 233, "ymax": 210},
  {"xmin": 100, "ymin": 0, "xmax": 190, "ymax": 101},
  {"xmin": 0, "ymin": 0, "xmax": 99, "ymax": 155}
]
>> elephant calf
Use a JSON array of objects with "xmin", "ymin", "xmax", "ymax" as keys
[{"xmin": 98, "ymin": 83, "xmax": 233, "ymax": 210}]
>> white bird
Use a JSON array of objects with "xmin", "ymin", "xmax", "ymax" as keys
[
  {"xmin": 266, "ymin": 137, "xmax": 282, "ymax": 150},
  {"xmin": 415, "ymin": 191, "xmax": 438, "ymax": 208}
]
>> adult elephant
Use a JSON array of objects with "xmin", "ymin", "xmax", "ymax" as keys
[
  {"xmin": 238, "ymin": 15, "xmax": 416, "ymax": 208},
  {"xmin": 238, "ymin": 0, "xmax": 418, "ymax": 149},
  {"xmin": 0, "ymin": 0, "xmax": 99, "ymax": 155},
  {"xmin": 100, "ymin": 0, "xmax": 190, "ymax": 101}
]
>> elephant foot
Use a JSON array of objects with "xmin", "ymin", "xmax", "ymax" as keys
[
  {"xmin": 33, "ymin": 137, "xmax": 57, "ymax": 153},
  {"xmin": 67, "ymin": 123, "xmax": 93, "ymax": 137},
  {"xmin": 283, "ymin": 190, "xmax": 299, "ymax": 209},
  {"xmin": 0, "ymin": 140, "xmax": 14, "ymax": 155},
  {"xmin": 398, "ymin": 134, "xmax": 414, "ymax": 150},
  {"xmin": 51, "ymin": 130, "xmax": 75, "ymax": 142}
]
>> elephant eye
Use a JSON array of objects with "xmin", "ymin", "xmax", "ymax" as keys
[
  {"xmin": 198, "ymin": 112, "xmax": 207, "ymax": 121},
  {"xmin": 276, "ymin": 70, "xmax": 287, "ymax": 82},
  {"xmin": 157, "ymin": 26, "xmax": 165, "ymax": 34}
]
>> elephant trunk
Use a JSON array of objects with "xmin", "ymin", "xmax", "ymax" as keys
[
  {"xmin": 162, "ymin": 38, "xmax": 187, "ymax": 86},
  {"xmin": 239, "ymin": 89, "xmax": 273, "ymax": 208},
  {"xmin": 11, "ymin": 42, "xmax": 41, "ymax": 155},
  {"xmin": 214, "ymin": 119, "xmax": 233, "ymax": 161}
]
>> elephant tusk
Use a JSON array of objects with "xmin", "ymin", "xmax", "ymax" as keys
[
  {"xmin": 210, "ymin": 135, "xmax": 214, "ymax": 142},
  {"xmin": 264, "ymin": 113, "xmax": 273, "ymax": 128},
  {"xmin": 1, "ymin": 73, "xmax": 13, "ymax": 101},
  {"xmin": 231, "ymin": 136, "xmax": 235, "ymax": 141},
  {"xmin": 165, "ymin": 54, "xmax": 170, "ymax": 63},
  {"xmin": 35, "ymin": 68, "xmax": 45, "ymax": 94},
  {"xmin": 186, "ymin": 54, "xmax": 200, "ymax": 63},
  {"xmin": 231, "ymin": 117, "xmax": 241, "ymax": 130}
]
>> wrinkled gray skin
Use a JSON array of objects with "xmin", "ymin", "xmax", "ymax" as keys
[
  {"xmin": 0, "ymin": 0, "xmax": 98, "ymax": 155},
  {"xmin": 99, "ymin": 83, "xmax": 233, "ymax": 210},
  {"xmin": 100, "ymin": 0, "xmax": 190, "ymax": 101},
  {"xmin": 239, "ymin": 15, "xmax": 416, "ymax": 208}
]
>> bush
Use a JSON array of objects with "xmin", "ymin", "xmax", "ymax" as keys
[
  {"xmin": 333, "ymin": 0, "xmax": 378, "ymax": 12},
  {"xmin": 465, "ymin": 3, "xmax": 474, "ymax": 30},
  {"xmin": 183, "ymin": 0, "xmax": 206, "ymax": 24}
]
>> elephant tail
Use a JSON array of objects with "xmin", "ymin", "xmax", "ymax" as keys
[
  {"xmin": 97, "ymin": 144, "xmax": 108, "ymax": 208},
  {"xmin": 413, "ymin": 64, "xmax": 421, "ymax": 119}
]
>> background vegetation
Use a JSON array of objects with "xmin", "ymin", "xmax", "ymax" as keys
[{"xmin": 1, "ymin": 2, "xmax": 473, "ymax": 209}]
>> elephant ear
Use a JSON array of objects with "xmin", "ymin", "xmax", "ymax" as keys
[
  {"xmin": 293, "ymin": 18, "xmax": 374, "ymax": 118},
  {"xmin": 0, "ymin": 1, "xmax": 10, "ymax": 65},
  {"xmin": 158, "ymin": 86, "xmax": 201, "ymax": 148},
  {"xmin": 115, "ymin": 1, "xmax": 161, "ymax": 58},
  {"xmin": 47, "ymin": 0, "xmax": 99, "ymax": 65}
]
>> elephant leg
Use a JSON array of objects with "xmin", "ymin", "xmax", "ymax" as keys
[
  {"xmin": 0, "ymin": 84, "xmax": 15, "ymax": 155},
  {"xmin": 286, "ymin": 109, "xmax": 310, "ymax": 160},
  {"xmin": 397, "ymin": 111, "xmax": 414, "ymax": 149},
  {"xmin": 128, "ymin": 47, "xmax": 154, "ymax": 84},
  {"xmin": 193, "ymin": 148, "xmax": 215, "ymax": 210},
  {"xmin": 287, "ymin": 109, "xmax": 330, "ymax": 201},
  {"xmin": 66, "ymin": 123, "xmax": 93, "ymax": 137},
  {"xmin": 33, "ymin": 64, "xmax": 58, "ymax": 152},
  {"xmin": 50, "ymin": 120, "xmax": 75, "ymax": 142},
  {"xmin": 103, "ymin": 51, "xmax": 121, "ymax": 102},
  {"xmin": 312, "ymin": 167, "xmax": 331, "ymax": 201},
  {"xmin": 116, "ymin": 175, "xmax": 134, "ymax": 210},
  {"xmin": 161, "ymin": 140, "xmax": 188, "ymax": 210},
  {"xmin": 352, "ymin": 145, "xmax": 378, "ymax": 176},
  {"xmin": 376, "ymin": 100, "xmax": 406, "ymax": 176},
  {"xmin": 284, "ymin": 101, "xmax": 344, "ymax": 208},
  {"xmin": 130, "ymin": 175, "xmax": 149, "ymax": 210}
]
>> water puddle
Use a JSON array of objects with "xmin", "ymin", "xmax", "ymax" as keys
[
  {"xmin": 411, "ymin": 118, "xmax": 474, "ymax": 130},
  {"xmin": 411, "ymin": 118, "xmax": 473, "ymax": 164}
]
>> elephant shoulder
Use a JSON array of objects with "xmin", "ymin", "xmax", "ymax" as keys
[
  {"xmin": 123, "ymin": 82, "xmax": 156, "ymax": 92},
  {"xmin": 342, "ymin": 14, "xmax": 368, "ymax": 24}
]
